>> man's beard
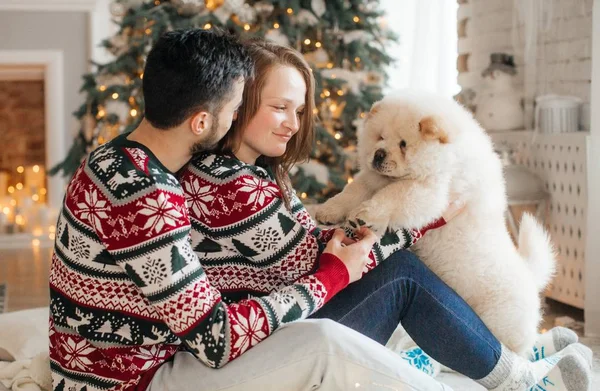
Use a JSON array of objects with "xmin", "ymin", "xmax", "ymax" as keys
[{"xmin": 190, "ymin": 116, "xmax": 221, "ymax": 154}]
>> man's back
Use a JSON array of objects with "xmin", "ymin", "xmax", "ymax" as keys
[{"xmin": 49, "ymin": 134, "xmax": 189, "ymax": 391}]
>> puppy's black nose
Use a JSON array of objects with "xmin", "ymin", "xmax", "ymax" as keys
[{"xmin": 373, "ymin": 149, "xmax": 387, "ymax": 166}]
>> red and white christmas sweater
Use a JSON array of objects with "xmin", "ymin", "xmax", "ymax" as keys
[
  {"xmin": 178, "ymin": 152, "xmax": 429, "ymax": 345},
  {"xmin": 48, "ymin": 134, "xmax": 349, "ymax": 391}
]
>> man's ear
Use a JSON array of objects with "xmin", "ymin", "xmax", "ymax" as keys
[
  {"xmin": 419, "ymin": 116, "xmax": 449, "ymax": 144},
  {"xmin": 190, "ymin": 111, "xmax": 212, "ymax": 136}
]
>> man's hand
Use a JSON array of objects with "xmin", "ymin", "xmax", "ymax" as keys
[{"xmin": 323, "ymin": 228, "xmax": 377, "ymax": 283}]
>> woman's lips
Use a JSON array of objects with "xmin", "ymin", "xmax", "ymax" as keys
[{"xmin": 274, "ymin": 133, "xmax": 291, "ymax": 141}]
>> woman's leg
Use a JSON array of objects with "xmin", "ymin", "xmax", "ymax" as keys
[
  {"xmin": 148, "ymin": 319, "xmax": 453, "ymax": 391},
  {"xmin": 310, "ymin": 250, "xmax": 592, "ymax": 390}
]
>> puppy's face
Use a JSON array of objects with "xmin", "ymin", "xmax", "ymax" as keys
[{"xmin": 358, "ymin": 98, "xmax": 452, "ymax": 180}]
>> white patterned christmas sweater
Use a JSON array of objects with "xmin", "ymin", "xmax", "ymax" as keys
[
  {"xmin": 179, "ymin": 152, "xmax": 430, "ymax": 312},
  {"xmin": 49, "ymin": 134, "xmax": 350, "ymax": 391}
]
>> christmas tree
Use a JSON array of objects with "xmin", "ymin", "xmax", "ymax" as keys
[{"xmin": 51, "ymin": 0, "xmax": 396, "ymax": 202}]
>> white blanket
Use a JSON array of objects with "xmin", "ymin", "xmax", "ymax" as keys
[
  {"xmin": 0, "ymin": 308, "xmax": 52, "ymax": 391},
  {"xmin": 0, "ymin": 353, "xmax": 51, "ymax": 391}
]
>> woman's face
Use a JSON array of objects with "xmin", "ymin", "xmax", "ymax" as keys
[{"xmin": 235, "ymin": 65, "xmax": 306, "ymax": 164}]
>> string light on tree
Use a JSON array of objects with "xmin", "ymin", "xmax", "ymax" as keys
[
  {"xmin": 205, "ymin": 0, "xmax": 225, "ymax": 11},
  {"xmin": 50, "ymin": 0, "xmax": 397, "ymax": 203}
]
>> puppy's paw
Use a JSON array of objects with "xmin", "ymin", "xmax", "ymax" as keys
[
  {"xmin": 346, "ymin": 203, "xmax": 390, "ymax": 237},
  {"xmin": 315, "ymin": 202, "xmax": 347, "ymax": 225}
]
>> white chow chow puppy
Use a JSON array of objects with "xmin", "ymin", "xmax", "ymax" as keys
[{"xmin": 315, "ymin": 91, "xmax": 556, "ymax": 355}]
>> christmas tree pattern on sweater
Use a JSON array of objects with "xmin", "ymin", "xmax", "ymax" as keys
[{"xmin": 49, "ymin": 134, "xmax": 349, "ymax": 391}]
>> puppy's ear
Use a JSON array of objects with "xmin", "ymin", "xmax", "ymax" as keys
[
  {"xmin": 366, "ymin": 101, "xmax": 382, "ymax": 120},
  {"xmin": 419, "ymin": 116, "xmax": 449, "ymax": 144}
]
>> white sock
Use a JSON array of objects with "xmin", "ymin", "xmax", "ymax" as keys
[
  {"xmin": 477, "ymin": 343, "xmax": 592, "ymax": 391},
  {"xmin": 530, "ymin": 327, "xmax": 579, "ymax": 361},
  {"xmin": 529, "ymin": 351, "xmax": 591, "ymax": 390},
  {"xmin": 396, "ymin": 346, "xmax": 441, "ymax": 377}
]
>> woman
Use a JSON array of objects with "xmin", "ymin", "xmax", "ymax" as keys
[{"xmin": 166, "ymin": 40, "xmax": 591, "ymax": 391}]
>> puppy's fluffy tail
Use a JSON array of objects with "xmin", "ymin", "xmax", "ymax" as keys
[{"xmin": 518, "ymin": 212, "xmax": 556, "ymax": 292}]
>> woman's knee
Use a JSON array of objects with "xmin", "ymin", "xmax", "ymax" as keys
[{"xmin": 384, "ymin": 250, "xmax": 433, "ymax": 279}]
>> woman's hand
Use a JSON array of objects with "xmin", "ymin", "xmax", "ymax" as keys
[{"xmin": 323, "ymin": 227, "xmax": 377, "ymax": 283}]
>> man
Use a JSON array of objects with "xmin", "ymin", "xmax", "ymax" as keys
[
  {"xmin": 49, "ymin": 29, "xmax": 377, "ymax": 391},
  {"xmin": 48, "ymin": 29, "xmax": 252, "ymax": 390}
]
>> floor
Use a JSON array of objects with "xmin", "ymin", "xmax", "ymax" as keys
[
  {"xmin": 0, "ymin": 247, "xmax": 598, "ymax": 389},
  {"xmin": 0, "ymin": 247, "xmax": 51, "ymax": 312}
]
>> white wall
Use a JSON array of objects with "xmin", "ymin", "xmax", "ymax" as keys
[
  {"xmin": 458, "ymin": 0, "xmax": 593, "ymax": 127},
  {"xmin": 585, "ymin": 0, "xmax": 600, "ymax": 338},
  {"xmin": 0, "ymin": 11, "xmax": 89, "ymax": 151}
]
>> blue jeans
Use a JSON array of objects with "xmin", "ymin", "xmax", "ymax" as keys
[{"xmin": 310, "ymin": 250, "xmax": 502, "ymax": 380}]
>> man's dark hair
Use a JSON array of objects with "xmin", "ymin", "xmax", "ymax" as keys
[{"xmin": 142, "ymin": 29, "xmax": 254, "ymax": 129}]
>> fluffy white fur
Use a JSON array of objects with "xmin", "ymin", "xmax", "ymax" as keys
[{"xmin": 316, "ymin": 91, "xmax": 556, "ymax": 355}]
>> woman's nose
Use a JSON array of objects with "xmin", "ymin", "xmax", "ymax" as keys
[{"xmin": 284, "ymin": 113, "xmax": 300, "ymax": 132}]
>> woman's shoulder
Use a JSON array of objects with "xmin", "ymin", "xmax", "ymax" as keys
[{"xmin": 186, "ymin": 151, "xmax": 273, "ymax": 181}]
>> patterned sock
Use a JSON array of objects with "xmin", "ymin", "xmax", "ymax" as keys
[
  {"xmin": 477, "ymin": 343, "xmax": 592, "ymax": 390},
  {"xmin": 528, "ymin": 353, "xmax": 591, "ymax": 391},
  {"xmin": 529, "ymin": 327, "xmax": 579, "ymax": 361},
  {"xmin": 396, "ymin": 346, "xmax": 441, "ymax": 377}
]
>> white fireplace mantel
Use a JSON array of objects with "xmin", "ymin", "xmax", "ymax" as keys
[{"xmin": 0, "ymin": 50, "xmax": 66, "ymax": 212}]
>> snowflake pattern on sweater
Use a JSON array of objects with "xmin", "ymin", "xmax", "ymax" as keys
[
  {"xmin": 179, "ymin": 152, "xmax": 422, "ymax": 320},
  {"xmin": 49, "ymin": 135, "xmax": 349, "ymax": 391}
]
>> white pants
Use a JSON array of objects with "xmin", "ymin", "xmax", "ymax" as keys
[{"xmin": 148, "ymin": 319, "xmax": 454, "ymax": 391}]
